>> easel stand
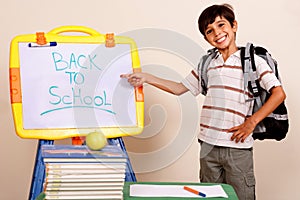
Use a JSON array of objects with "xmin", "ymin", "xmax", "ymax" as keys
[{"xmin": 29, "ymin": 138, "xmax": 136, "ymax": 200}]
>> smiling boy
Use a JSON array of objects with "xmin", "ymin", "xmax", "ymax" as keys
[{"xmin": 121, "ymin": 4, "xmax": 286, "ymax": 200}]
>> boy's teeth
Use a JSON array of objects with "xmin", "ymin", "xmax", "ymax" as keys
[{"xmin": 217, "ymin": 36, "xmax": 226, "ymax": 43}]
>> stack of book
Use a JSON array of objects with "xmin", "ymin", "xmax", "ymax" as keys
[{"xmin": 41, "ymin": 144, "xmax": 128, "ymax": 200}]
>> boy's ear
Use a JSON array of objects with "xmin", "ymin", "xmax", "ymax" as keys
[{"xmin": 233, "ymin": 20, "xmax": 238, "ymax": 32}]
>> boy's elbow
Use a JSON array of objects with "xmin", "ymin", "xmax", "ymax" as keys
[
  {"xmin": 172, "ymin": 83, "xmax": 188, "ymax": 96},
  {"xmin": 272, "ymin": 86, "xmax": 286, "ymax": 102},
  {"xmin": 281, "ymin": 89, "xmax": 286, "ymax": 102},
  {"xmin": 278, "ymin": 86, "xmax": 286, "ymax": 102},
  {"xmin": 173, "ymin": 90, "xmax": 185, "ymax": 96},
  {"xmin": 170, "ymin": 89, "xmax": 182, "ymax": 96}
]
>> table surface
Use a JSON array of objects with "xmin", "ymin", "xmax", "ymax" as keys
[{"xmin": 123, "ymin": 182, "xmax": 238, "ymax": 200}]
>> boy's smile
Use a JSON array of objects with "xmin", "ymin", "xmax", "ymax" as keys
[{"xmin": 215, "ymin": 35, "xmax": 227, "ymax": 44}]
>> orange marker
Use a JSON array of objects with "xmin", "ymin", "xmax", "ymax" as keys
[{"xmin": 183, "ymin": 186, "xmax": 206, "ymax": 197}]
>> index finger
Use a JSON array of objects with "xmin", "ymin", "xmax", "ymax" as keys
[{"xmin": 120, "ymin": 74, "xmax": 130, "ymax": 79}]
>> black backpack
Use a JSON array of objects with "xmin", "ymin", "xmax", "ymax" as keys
[{"xmin": 199, "ymin": 43, "xmax": 289, "ymax": 141}]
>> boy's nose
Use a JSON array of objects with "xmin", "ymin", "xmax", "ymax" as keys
[{"xmin": 215, "ymin": 30, "xmax": 221, "ymax": 37}]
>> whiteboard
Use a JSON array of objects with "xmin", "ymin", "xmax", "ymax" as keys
[{"xmin": 19, "ymin": 43, "xmax": 136, "ymax": 129}]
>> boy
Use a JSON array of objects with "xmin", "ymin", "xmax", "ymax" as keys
[{"xmin": 121, "ymin": 4, "xmax": 286, "ymax": 200}]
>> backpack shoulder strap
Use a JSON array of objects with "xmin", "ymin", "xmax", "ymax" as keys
[
  {"xmin": 242, "ymin": 43, "xmax": 264, "ymax": 108},
  {"xmin": 242, "ymin": 43, "xmax": 261, "ymax": 97},
  {"xmin": 199, "ymin": 48, "xmax": 217, "ymax": 95},
  {"xmin": 242, "ymin": 43, "xmax": 266, "ymax": 132}
]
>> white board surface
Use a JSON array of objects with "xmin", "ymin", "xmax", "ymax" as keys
[{"xmin": 19, "ymin": 43, "xmax": 136, "ymax": 129}]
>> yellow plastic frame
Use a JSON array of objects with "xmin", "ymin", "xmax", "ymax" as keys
[{"xmin": 9, "ymin": 26, "xmax": 144, "ymax": 140}]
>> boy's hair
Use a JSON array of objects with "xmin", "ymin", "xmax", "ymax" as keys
[{"xmin": 198, "ymin": 4, "xmax": 235, "ymax": 36}]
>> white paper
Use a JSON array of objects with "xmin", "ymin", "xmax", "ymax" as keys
[{"xmin": 130, "ymin": 184, "xmax": 228, "ymax": 198}]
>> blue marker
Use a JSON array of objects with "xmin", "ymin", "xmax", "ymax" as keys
[{"xmin": 28, "ymin": 41, "xmax": 57, "ymax": 48}]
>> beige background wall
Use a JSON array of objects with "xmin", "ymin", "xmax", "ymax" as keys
[{"xmin": 0, "ymin": 0, "xmax": 299, "ymax": 199}]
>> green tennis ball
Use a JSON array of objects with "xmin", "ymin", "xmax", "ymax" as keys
[{"xmin": 86, "ymin": 131, "xmax": 107, "ymax": 150}]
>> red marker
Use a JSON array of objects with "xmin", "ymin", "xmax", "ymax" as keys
[{"xmin": 183, "ymin": 186, "xmax": 206, "ymax": 197}]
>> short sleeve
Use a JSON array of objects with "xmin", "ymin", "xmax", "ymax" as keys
[
  {"xmin": 182, "ymin": 70, "xmax": 202, "ymax": 96},
  {"xmin": 254, "ymin": 55, "xmax": 281, "ymax": 92}
]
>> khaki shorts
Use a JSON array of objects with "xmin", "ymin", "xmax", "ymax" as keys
[{"xmin": 199, "ymin": 141, "xmax": 255, "ymax": 200}]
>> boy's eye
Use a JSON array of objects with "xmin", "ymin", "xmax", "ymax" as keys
[
  {"xmin": 206, "ymin": 29, "xmax": 212, "ymax": 35},
  {"xmin": 218, "ymin": 23, "xmax": 225, "ymax": 27}
]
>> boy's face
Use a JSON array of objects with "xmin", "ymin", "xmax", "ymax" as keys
[{"xmin": 204, "ymin": 16, "xmax": 237, "ymax": 51}]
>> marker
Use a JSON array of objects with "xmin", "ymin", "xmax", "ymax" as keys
[
  {"xmin": 183, "ymin": 186, "xmax": 206, "ymax": 197},
  {"xmin": 28, "ymin": 41, "xmax": 57, "ymax": 48}
]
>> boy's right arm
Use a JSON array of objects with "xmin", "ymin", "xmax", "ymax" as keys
[{"xmin": 120, "ymin": 72, "xmax": 188, "ymax": 96}]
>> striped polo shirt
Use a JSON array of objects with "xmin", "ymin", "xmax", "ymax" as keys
[{"xmin": 182, "ymin": 50, "xmax": 281, "ymax": 148}]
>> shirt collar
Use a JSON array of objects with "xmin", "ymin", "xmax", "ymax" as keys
[{"xmin": 214, "ymin": 49, "xmax": 241, "ymax": 60}]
